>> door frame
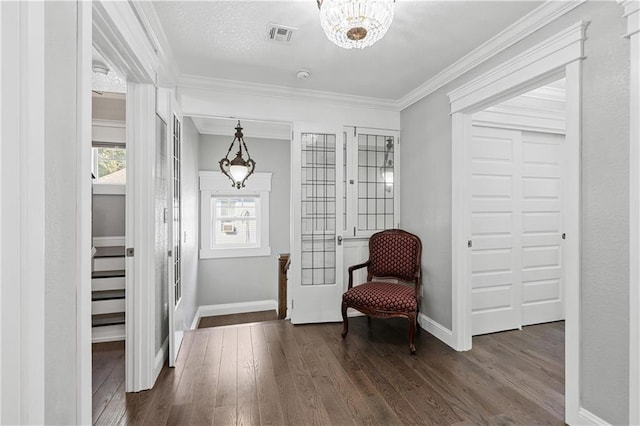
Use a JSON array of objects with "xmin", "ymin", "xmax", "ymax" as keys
[
  {"xmin": 93, "ymin": 0, "xmax": 160, "ymax": 393},
  {"xmin": 448, "ymin": 22, "xmax": 587, "ymax": 424}
]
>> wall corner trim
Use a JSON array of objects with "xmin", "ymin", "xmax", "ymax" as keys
[
  {"xmin": 418, "ymin": 313, "xmax": 457, "ymax": 350},
  {"xmin": 153, "ymin": 336, "xmax": 169, "ymax": 384},
  {"xmin": 397, "ymin": 0, "xmax": 586, "ymax": 110},
  {"xmin": 577, "ymin": 408, "xmax": 612, "ymax": 426},
  {"xmin": 190, "ymin": 300, "xmax": 279, "ymax": 330}
]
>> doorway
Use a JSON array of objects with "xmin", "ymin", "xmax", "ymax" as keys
[
  {"xmin": 185, "ymin": 116, "xmax": 292, "ymax": 330},
  {"xmin": 468, "ymin": 79, "xmax": 566, "ymax": 336}
]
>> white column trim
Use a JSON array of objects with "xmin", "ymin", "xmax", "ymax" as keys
[
  {"xmin": 622, "ymin": 0, "xmax": 640, "ymax": 423},
  {"xmin": 125, "ymin": 83, "xmax": 157, "ymax": 392},
  {"xmin": 75, "ymin": 1, "xmax": 92, "ymax": 424},
  {"xmin": 0, "ymin": 2, "xmax": 46, "ymax": 423}
]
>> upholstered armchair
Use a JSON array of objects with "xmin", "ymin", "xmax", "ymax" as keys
[{"xmin": 341, "ymin": 229, "xmax": 422, "ymax": 354}]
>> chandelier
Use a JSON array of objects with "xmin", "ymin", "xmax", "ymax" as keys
[
  {"xmin": 219, "ymin": 121, "xmax": 256, "ymax": 189},
  {"xmin": 316, "ymin": 0, "xmax": 396, "ymax": 49}
]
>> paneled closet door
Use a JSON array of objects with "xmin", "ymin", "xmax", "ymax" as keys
[
  {"xmin": 290, "ymin": 122, "xmax": 344, "ymax": 324},
  {"xmin": 470, "ymin": 125, "xmax": 565, "ymax": 336},
  {"xmin": 470, "ymin": 126, "xmax": 522, "ymax": 335}
]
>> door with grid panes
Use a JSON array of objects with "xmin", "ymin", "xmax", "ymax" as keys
[
  {"xmin": 291, "ymin": 124, "xmax": 400, "ymax": 323},
  {"xmin": 342, "ymin": 127, "xmax": 400, "ymax": 289},
  {"xmin": 291, "ymin": 123, "xmax": 345, "ymax": 323}
]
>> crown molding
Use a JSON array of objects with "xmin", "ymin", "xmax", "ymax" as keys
[
  {"xmin": 619, "ymin": 0, "xmax": 640, "ymax": 38},
  {"xmin": 177, "ymin": 74, "xmax": 402, "ymax": 112},
  {"xmin": 129, "ymin": 1, "xmax": 180, "ymax": 86},
  {"xmin": 396, "ymin": 0, "xmax": 585, "ymax": 110}
]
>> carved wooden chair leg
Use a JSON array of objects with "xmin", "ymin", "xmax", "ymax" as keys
[
  {"xmin": 408, "ymin": 313, "xmax": 417, "ymax": 355},
  {"xmin": 341, "ymin": 302, "xmax": 349, "ymax": 338}
]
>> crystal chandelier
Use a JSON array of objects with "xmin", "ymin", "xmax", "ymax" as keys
[
  {"xmin": 219, "ymin": 121, "xmax": 256, "ymax": 189},
  {"xmin": 316, "ymin": 0, "xmax": 396, "ymax": 49}
]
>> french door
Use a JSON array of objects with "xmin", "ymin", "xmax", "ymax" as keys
[{"xmin": 290, "ymin": 123, "xmax": 345, "ymax": 324}]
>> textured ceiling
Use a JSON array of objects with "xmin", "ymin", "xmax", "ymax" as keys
[{"xmin": 153, "ymin": 1, "xmax": 543, "ymax": 100}]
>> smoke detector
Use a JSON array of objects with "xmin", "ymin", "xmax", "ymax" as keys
[
  {"xmin": 267, "ymin": 24, "xmax": 297, "ymax": 43},
  {"xmin": 296, "ymin": 69, "xmax": 311, "ymax": 80}
]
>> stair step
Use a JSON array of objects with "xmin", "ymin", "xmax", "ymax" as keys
[
  {"xmin": 92, "ymin": 276, "xmax": 125, "ymax": 292},
  {"xmin": 92, "ymin": 298, "xmax": 125, "ymax": 315},
  {"xmin": 94, "ymin": 246, "xmax": 125, "ymax": 258},
  {"xmin": 92, "ymin": 312, "xmax": 125, "ymax": 327},
  {"xmin": 93, "ymin": 256, "xmax": 125, "ymax": 272},
  {"xmin": 92, "ymin": 269, "xmax": 125, "ymax": 279},
  {"xmin": 92, "ymin": 289, "xmax": 125, "ymax": 301}
]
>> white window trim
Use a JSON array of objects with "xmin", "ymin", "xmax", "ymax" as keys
[
  {"xmin": 93, "ymin": 183, "xmax": 126, "ymax": 195},
  {"xmin": 199, "ymin": 171, "xmax": 272, "ymax": 259}
]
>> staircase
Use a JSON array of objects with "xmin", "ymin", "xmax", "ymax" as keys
[{"xmin": 92, "ymin": 244, "xmax": 125, "ymax": 342}]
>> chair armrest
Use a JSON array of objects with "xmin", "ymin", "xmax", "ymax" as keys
[{"xmin": 347, "ymin": 260, "xmax": 370, "ymax": 289}]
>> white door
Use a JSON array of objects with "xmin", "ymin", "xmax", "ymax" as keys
[
  {"xmin": 520, "ymin": 130, "xmax": 564, "ymax": 325},
  {"xmin": 168, "ymin": 112, "xmax": 184, "ymax": 366},
  {"xmin": 291, "ymin": 122, "xmax": 344, "ymax": 324},
  {"xmin": 470, "ymin": 125, "xmax": 564, "ymax": 335},
  {"xmin": 470, "ymin": 126, "xmax": 522, "ymax": 335}
]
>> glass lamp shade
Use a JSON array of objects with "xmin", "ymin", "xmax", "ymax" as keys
[
  {"xmin": 382, "ymin": 169, "xmax": 394, "ymax": 185},
  {"xmin": 317, "ymin": 0, "xmax": 396, "ymax": 49},
  {"xmin": 230, "ymin": 164, "xmax": 249, "ymax": 182}
]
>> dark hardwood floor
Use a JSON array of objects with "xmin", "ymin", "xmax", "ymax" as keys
[
  {"xmin": 93, "ymin": 318, "xmax": 564, "ymax": 425},
  {"xmin": 198, "ymin": 310, "xmax": 279, "ymax": 329}
]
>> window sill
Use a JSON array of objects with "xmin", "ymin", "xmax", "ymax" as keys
[
  {"xmin": 200, "ymin": 246, "xmax": 271, "ymax": 259},
  {"xmin": 93, "ymin": 183, "xmax": 125, "ymax": 195}
]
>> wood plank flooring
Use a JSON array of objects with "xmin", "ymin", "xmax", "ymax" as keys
[
  {"xmin": 93, "ymin": 318, "xmax": 564, "ymax": 425},
  {"xmin": 198, "ymin": 310, "xmax": 279, "ymax": 329}
]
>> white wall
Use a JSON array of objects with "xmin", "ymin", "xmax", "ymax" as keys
[
  {"xmin": 181, "ymin": 117, "xmax": 200, "ymax": 328},
  {"xmin": 197, "ymin": 134, "xmax": 290, "ymax": 307},
  {"xmin": 400, "ymin": 2, "xmax": 629, "ymax": 423},
  {"xmin": 92, "ymin": 194, "xmax": 125, "ymax": 237}
]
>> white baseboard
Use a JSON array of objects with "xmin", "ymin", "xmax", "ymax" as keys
[
  {"xmin": 191, "ymin": 300, "xmax": 278, "ymax": 329},
  {"xmin": 92, "ymin": 236, "xmax": 125, "ymax": 247},
  {"xmin": 92, "ymin": 324, "xmax": 125, "ymax": 343},
  {"xmin": 418, "ymin": 313, "xmax": 457, "ymax": 350},
  {"xmin": 576, "ymin": 408, "xmax": 611, "ymax": 426},
  {"xmin": 153, "ymin": 336, "xmax": 169, "ymax": 384}
]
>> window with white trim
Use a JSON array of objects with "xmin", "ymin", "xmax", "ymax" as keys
[{"xmin": 200, "ymin": 171, "xmax": 272, "ymax": 259}]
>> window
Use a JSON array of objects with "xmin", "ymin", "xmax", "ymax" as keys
[
  {"xmin": 200, "ymin": 171, "xmax": 272, "ymax": 259},
  {"xmin": 92, "ymin": 145, "xmax": 126, "ymax": 184},
  {"xmin": 343, "ymin": 127, "xmax": 399, "ymax": 237}
]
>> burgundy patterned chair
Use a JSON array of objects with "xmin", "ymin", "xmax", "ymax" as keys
[{"xmin": 341, "ymin": 229, "xmax": 422, "ymax": 354}]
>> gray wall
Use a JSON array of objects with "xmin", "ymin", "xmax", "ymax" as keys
[
  {"xmin": 92, "ymin": 194, "xmax": 125, "ymax": 237},
  {"xmin": 400, "ymin": 2, "xmax": 629, "ymax": 423},
  {"xmin": 198, "ymin": 134, "xmax": 290, "ymax": 306},
  {"xmin": 181, "ymin": 117, "xmax": 200, "ymax": 328},
  {"xmin": 44, "ymin": 2, "xmax": 79, "ymax": 422}
]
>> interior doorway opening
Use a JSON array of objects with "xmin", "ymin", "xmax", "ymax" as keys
[
  {"xmin": 184, "ymin": 116, "xmax": 292, "ymax": 331},
  {"xmin": 468, "ymin": 78, "xmax": 567, "ymax": 337}
]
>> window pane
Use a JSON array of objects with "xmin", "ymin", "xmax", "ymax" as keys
[
  {"xmin": 356, "ymin": 134, "xmax": 394, "ymax": 231},
  {"xmin": 211, "ymin": 196, "xmax": 258, "ymax": 248},
  {"xmin": 93, "ymin": 146, "xmax": 126, "ymax": 184}
]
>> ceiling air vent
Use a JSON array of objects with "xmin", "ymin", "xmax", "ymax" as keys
[{"xmin": 267, "ymin": 24, "xmax": 297, "ymax": 43}]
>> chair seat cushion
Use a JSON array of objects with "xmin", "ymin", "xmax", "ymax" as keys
[{"xmin": 343, "ymin": 282, "xmax": 417, "ymax": 312}]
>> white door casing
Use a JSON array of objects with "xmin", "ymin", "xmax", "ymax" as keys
[
  {"xmin": 448, "ymin": 21, "xmax": 585, "ymax": 424},
  {"xmin": 290, "ymin": 122, "xmax": 344, "ymax": 324}
]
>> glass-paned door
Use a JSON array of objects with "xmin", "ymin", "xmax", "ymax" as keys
[
  {"xmin": 291, "ymin": 123, "xmax": 344, "ymax": 324},
  {"xmin": 168, "ymin": 113, "xmax": 184, "ymax": 367}
]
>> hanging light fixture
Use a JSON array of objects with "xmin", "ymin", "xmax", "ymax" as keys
[
  {"xmin": 219, "ymin": 121, "xmax": 256, "ymax": 189},
  {"xmin": 316, "ymin": 0, "xmax": 396, "ymax": 49},
  {"xmin": 381, "ymin": 137, "xmax": 394, "ymax": 190}
]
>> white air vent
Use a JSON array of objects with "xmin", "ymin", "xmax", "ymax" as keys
[{"xmin": 267, "ymin": 24, "xmax": 296, "ymax": 43}]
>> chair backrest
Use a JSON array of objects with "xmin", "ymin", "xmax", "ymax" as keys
[{"xmin": 368, "ymin": 229, "xmax": 422, "ymax": 283}]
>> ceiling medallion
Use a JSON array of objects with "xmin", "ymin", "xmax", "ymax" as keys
[{"xmin": 316, "ymin": 0, "xmax": 396, "ymax": 49}]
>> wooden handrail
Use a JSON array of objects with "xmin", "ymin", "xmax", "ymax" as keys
[{"xmin": 278, "ymin": 253, "xmax": 290, "ymax": 319}]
